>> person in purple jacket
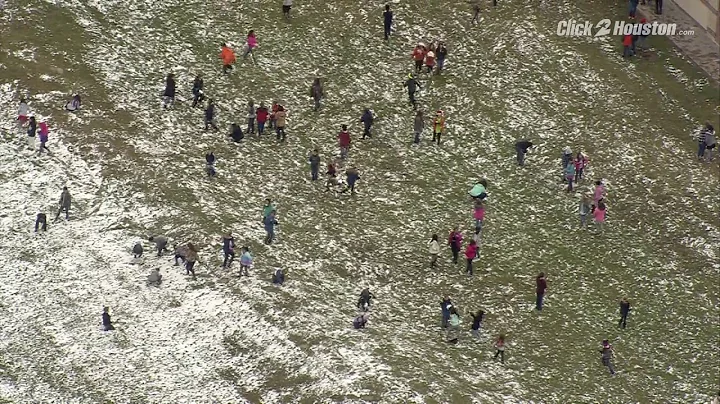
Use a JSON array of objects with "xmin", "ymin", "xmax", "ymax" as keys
[{"xmin": 448, "ymin": 226, "xmax": 463, "ymax": 264}]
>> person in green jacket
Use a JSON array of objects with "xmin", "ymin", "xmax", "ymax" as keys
[
  {"xmin": 262, "ymin": 199, "xmax": 275, "ymax": 222},
  {"xmin": 469, "ymin": 179, "xmax": 488, "ymax": 200}
]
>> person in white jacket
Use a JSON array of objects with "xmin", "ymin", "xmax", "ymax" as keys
[{"xmin": 429, "ymin": 234, "xmax": 440, "ymax": 269}]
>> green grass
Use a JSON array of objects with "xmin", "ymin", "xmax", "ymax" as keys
[{"xmin": 0, "ymin": 0, "xmax": 718, "ymax": 402}]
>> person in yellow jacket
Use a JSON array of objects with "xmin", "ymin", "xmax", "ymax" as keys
[{"xmin": 432, "ymin": 110, "xmax": 445, "ymax": 145}]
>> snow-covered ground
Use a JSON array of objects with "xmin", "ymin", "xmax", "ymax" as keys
[{"xmin": 0, "ymin": 0, "xmax": 718, "ymax": 402}]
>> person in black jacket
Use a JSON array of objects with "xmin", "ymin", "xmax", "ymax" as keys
[
  {"xmin": 162, "ymin": 73, "xmax": 175, "ymax": 109},
  {"xmin": 102, "ymin": 307, "xmax": 115, "ymax": 331},
  {"xmin": 222, "ymin": 233, "xmax": 235, "ymax": 268},
  {"xmin": 204, "ymin": 99, "xmax": 219, "ymax": 131},
  {"xmin": 618, "ymin": 298, "xmax": 631, "ymax": 329},
  {"xmin": 403, "ymin": 74, "xmax": 422, "ymax": 108},
  {"xmin": 34, "ymin": 213, "xmax": 47, "ymax": 232},
  {"xmin": 357, "ymin": 288, "xmax": 374, "ymax": 311},
  {"xmin": 229, "ymin": 123, "xmax": 244, "ymax": 142},
  {"xmin": 470, "ymin": 310, "xmax": 484, "ymax": 339},
  {"xmin": 191, "ymin": 75, "xmax": 205, "ymax": 108},
  {"xmin": 383, "ymin": 4, "xmax": 393, "ymax": 40},
  {"xmin": 309, "ymin": 149, "xmax": 321, "ymax": 180},
  {"xmin": 515, "ymin": 139, "xmax": 533, "ymax": 166},
  {"xmin": 205, "ymin": 152, "xmax": 216, "ymax": 177},
  {"xmin": 360, "ymin": 109, "xmax": 374, "ymax": 139}
]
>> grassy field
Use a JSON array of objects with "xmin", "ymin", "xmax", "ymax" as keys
[{"xmin": 1, "ymin": 0, "xmax": 718, "ymax": 402}]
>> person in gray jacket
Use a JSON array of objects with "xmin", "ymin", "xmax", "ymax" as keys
[
  {"xmin": 55, "ymin": 186, "xmax": 71, "ymax": 221},
  {"xmin": 149, "ymin": 235, "xmax": 169, "ymax": 256},
  {"xmin": 413, "ymin": 110, "xmax": 425, "ymax": 144},
  {"xmin": 147, "ymin": 269, "xmax": 162, "ymax": 285},
  {"xmin": 246, "ymin": 100, "xmax": 256, "ymax": 134},
  {"xmin": 133, "ymin": 242, "xmax": 143, "ymax": 258},
  {"xmin": 309, "ymin": 149, "xmax": 321, "ymax": 180}
]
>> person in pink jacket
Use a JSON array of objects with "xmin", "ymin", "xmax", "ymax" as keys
[
  {"xmin": 37, "ymin": 121, "xmax": 50, "ymax": 154},
  {"xmin": 593, "ymin": 180, "xmax": 605, "ymax": 208},
  {"xmin": 473, "ymin": 200, "xmax": 485, "ymax": 233},
  {"xmin": 243, "ymin": 30, "xmax": 258, "ymax": 61},
  {"xmin": 593, "ymin": 201, "xmax": 607, "ymax": 232},
  {"xmin": 464, "ymin": 240, "xmax": 478, "ymax": 276}
]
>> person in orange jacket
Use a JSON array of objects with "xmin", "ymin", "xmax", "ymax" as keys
[
  {"xmin": 220, "ymin": 43, "xmax": 236, "ymax": 74},
  {"xmin": 412, "ymin": 45, "xmax": 426, "ymax": 74},
  {"xmin": 432, "ymin": 110, "xmax": 445, "ymax": 145},
  {"xmin": 424, "ymin": 49, "xmax": 436, "ymax": 73}
]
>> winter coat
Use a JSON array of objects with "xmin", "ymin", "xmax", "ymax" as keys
[
  {"xmin": 620, "ymin": 300, "xmax": 631, "ymax": 316},
  {"xmin": 471, "ymin": 313, "xmax": 483, "ymax": 330},
  {"xmin": 706, "ymin": 131, "xmax": 717, "ymax": 146},
  {"xmin": 311, "ymin": 83, "xmax": 323, "ymax": 100},
  {"xmin": 564, "ymin": 163, "xmax": 576, "ymax": 178},
  {"xmin": 18, "ymin": 102, "xmax": 29, "ymax": 117},
  {"xmin": 263, "ymin": 204, "xmax": 275, "ymax": 219},
  {"xmin": 133, "ymin": 243, "xmax": 143, "ymax": 255},
  {"xmin": 448, "ymin": 313, "xmax": 460, "ymax": 327},
  {"xmin": 264, "ymin": 214, "xmax": 278, "ymax": 232},
  {"xmin": 247, "ymin": 35, "xmax": 258, "ymax": 49},
  {"xmin": 413, "ymin": 115, "xmax": 425, "ymax": 132},
  {"xmin": 240, "ymin": 251, "xmax": 253, "ymax": 266},
  {"xmin": 536, "ymin": 276, "xmax": 547, "ymax": 295},
  {"xmin": 562, "ymin": 151, "xmax": 573, "ymax": 168},
  {"xmin": 186, "ymin": 249, "xmax": 199, "ymax": 263},
  {"xmin": 256, "ymin": 107, "xmax": 269, "ymax": 123},
  {"xmin": 222, "ymin": 236, "xmax": 235, "ymax": 253},
  {"xmin": 383, "ymin": 10, "xmax": 393, "ymax": 26},
  {"xmin": 346, "ymin": 170, "xmax": 360, "ymax": 185},
  {"xmin": 473, "ymin": 206, "xmax": 485, "ymax": 221},
  {"xmin": 338, "ymin": 131, "xmax": 351, "ymax": 147},
  {"xmin": 622, "ymin": 34, "xmax": 633, "ymax": 46},
  {"xmin": 230, "ymin": 125, "xmax": 243, "ymax": 142},
  {"xmin": 436, "ymin": 45, "xmax": 448, "ymax": 61},
  {"xmin": 39, "ymin": 122, "xmax": 49, "ymax": 141},
  {"xmin": 163, "ymin": 76, "xmax": 176, "ymax": 98},
  {"xmin": 192, "ymin": 77, "xmax": 204, "ymax": 95},
  {"xmin": 429, "ymin": 240, "xmax": 440, "ymax": 254},
  {"xmin": 102, "ymin": 312, "xmax": 112, "ymax": 326},
  {"xmin": 59, "ymin": 189, "xmax": 71, "ymax": 209},
  {"xmin": 469, "ymin": 183, "xmax": 486, "ymax": 198},
  {"xmin": 425, "ymin": 51, "xmax": 436, "ymax": 66},
  {"xmin": 272, "ymin": 268, "xmax": 285, "ymax": 284},
  {"xmin": 247, "ymin": 104, "xmax": 256, "ymax": 119},
  {"xmin": 206, "ymin": 153, "xmax": 216, "ymax": 165},
  {"xmin": 205, "ymin": 104, "xmax": 216, "ymax": 121},
  {"xmin": 440, "ymin": 299, "xmax": 453, "ymax": 316},
  {"xmin": 412, "ymin": 47, "xmax": 425, "ymax": 61},
  {"xmin": 27, "ymin": 120, "xmax": 37, "ymax": 137},
  {"xmin": 464, "ymin": 243, "xmax": 477, "ymax": 259},
  {"xmin": 148, "ymin": 269, "xmax": 161, "ymax": 283},
  {"xmin": 516, "ymin": 139, "xmax": 533, "ymax": 152},
  {"xmin": 309, "ymin": 154, "xmax": 321, "ymax": 169},
  {"xmin": 448, "ymin": 231, "xmax": 463, "ymax": 250},
  {"xmin": 360, "ymin": 110, "xmax": 373, "ymax": 127},
  {"xmin": 175, "ymin": 244, "xmax": 189, "ymax": 258},
  {"xmin": 221, "ymin": 46, "xmax": 236, "ymax": 65},
  {"xmin": 275, "ymin": 110, "xmax": 287, "ymax": 127},
  {"xmin": 433, "ymin": 115, "xmax": 445, "ymax": 132},
  {"xmin": 151, "ymin": 236, "xmax": 168, "ymax": 247},
  {"xmin": 404, "ymin": 78, "xmax": 421, "ymax": 93}
]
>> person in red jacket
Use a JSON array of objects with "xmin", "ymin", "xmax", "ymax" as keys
[
  {"xmin": 622, "ymin": 34, "xmax": 634, "ymax": 58},
  {"xmin": 424, "ymin": 49, "xmax": 436, "ymax": 73},
  {"xmin": 269, "ymin": 101, "xmax": 280, "ymax": 129},
  {"xmin": 464, "ymin": 240, "xmax": 478, "ymax": 275},
  {"xmin": 338, "ymin": 125, "xmax": 351, "ymax": 159},
  {"xmin": 448, "ymin": 227, "xmax": 463, "ymax": 264},
  {"xmin": 412, "ymin": 44, "xmax": 426, "ymax": 74},
  {"xmin": 256, "ymin": 103, "xmax": 269, "ymax": 136},
  {"xmin": 536, "ymin": 272, "xmax": 547, "ymax": 311}
]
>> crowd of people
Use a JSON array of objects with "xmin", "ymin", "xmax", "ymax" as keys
[{"xmin": 7, "ymin": 1, "xmax": 716, "ymax": 382}]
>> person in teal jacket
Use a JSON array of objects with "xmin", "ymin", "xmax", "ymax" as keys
[
  {"xmin": 564, "ymin": 162, "xmax": 576, "ymax": 192},
  {"xmin": 469, "ymin": 179, "xmax": 488, "ymax": 200}
]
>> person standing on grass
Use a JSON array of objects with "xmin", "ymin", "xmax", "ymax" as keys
[
  {"xmin": 493, "ymin": 335, "xmax": 506, "ymax": 363},
  {"xmin": 411, "ymin": 44, "xmax": 426, "ymax": 74},
  {"xmin": 470, "ymin": 310, "xmax": 484, "ymax": 339},
  {"xmin": 262, "ymin": 199, "xmax": 276, "ymax": 222},
  {"xmin": 470, "ymin": 0, "xmax": 481, "ymax": 24},
  {"xmin": 222, "ymin": 233, "xmax": 235, "ymax": 268},
  {"xmin": 705, "ymin": 129, "xmax": 717, "ymax": 161},
  {"xmin": 358, "ymin": 288, "xmax": 374, "ymax": 311},
  {"xmin": 243, "ymin": 30, "xmax": 258, "ymax": 62},
  {"xmin": 655, "ymin": 0, "xmax": 663, "ymax": 14},
  {"xmin": 37, "ymin": 121, "xmax": 50, "ymax": 154},
  {"xmin": 205, "ymin": 151, "xmax": 217, "ymax": 177},
  {"xmin": 264, "ymin": 210, "xmax": 279, "ymax": 245},
  {"xmin": 256, "ymin": 103, "xmax": 269, "ymax": 135},
  {"xmin": 17, "ymin": 98, "xmax": 29, "ymax": 129},
  {"xmin": 464, "ymin": 240, "xmax": 478, "ymax": 275},
  {"xmin": 593, "ymin": 201, "xmax": 607, "ymax": 232},
  {"xmin": 515, "ymin": 139, "xmax": 533, "ymax": 166},
  {"xmin": 429, "ymin": 234, "xmax": 440, "ymax": 269},
  {"xmin": 622, "ymin": 33, "xmax": 634, "ymax": 57},
  {"xmin": 220, "ymin": 43, "xmax": 236, "ymax": 74},
  {"xmin": 246, "ymin": 100, "xmax": 256, "ymax": 134},
  {"xmin": 564, "ymin": 160, "xmax": 576, "ymax": 192},
  {"xmin": 360, "ymin": 109, "xmax": 374, "ymax": 139},
  {"xmin": 204, "ymin": 99, "xmax": 219, "ymax": 131},
  {"xmin": 447, "ymin": 307, "xmax": 461, "ymax": 342},
  {"xmin": 432, "ymin": 110, "xmax": 445, "ymax": 145},
  {"xmin": 282, "ymin": 0, "xmax": 293, "ymax": 19},
  {"xmin": 448, "ymin": 226, "xmax": 463, "ymax": 265},
  {"xmin": 561, "ymin": 146, "xmax": 573, "ymax": 169},
  {"xmin": 338, "ymin": 125, "xmax": 351, "ymax": 160},
  {"xmin": 404, "ymin": 73, "xmax": 422, "ymax": 109},
  {"xmin": 35, "ymin": 213, "xmax": 48, "ymax": 232},
  {"xmin": 239, "ymin": 247, "xmax": 253, "ymax": 276},
  {"xmin": 102, "ymin": 307, "xmax": 115, "ymax": 331},
  {"xmin": 325, "ymin": 161, "xmax": 339, "ymax": 191},
  {"xmin": 341, "ymin": 167, "xmax": 361, "ymax": 194},
  {"xmin": 698, "ymin": 123, "xmax": 715, "ymax": 160},
  {"xmin": 574, "ymin": 152, "xmax": 588, "ymax": 183},
  {"xmin": 309, "ymin": 149, "xmax": 321, "ymax": 180},
  {"xmin": 440, "ymin": 297, "xmax": 454, "ymax": 328},
  {"xmin": 133, "ymin": 242, "xmax": 143, "ymax": 258},
  {"xmin": 593, "ymin": 180, "xmax": 605, "ymax": 208},
  {"xmin": 435, "ymin": 42, "xmax": 448, "ymax": 74},
  {"xmin": 629, "ymin": 0, "xmax": 639, "ymax": 19},
  {"xmin": 269, "ymin": 101, "xmax": 280, "ymax": 129},
  {"xmin": 275, "ymin": 105, "xmax": 287, "ymax": 142},
  {"xmin": 536, "ymin": 272, "xmax": 547, "ymax": 311},
  {"xmin": 26, "ymin": 116, "xmax": 37, "ymax": 150},
  {"xmin": 191, "ymin": 75, "xmax": 205, "ymax": 108},
  {"xmin": 185, "ymin": 243, "xmax": 198, "ymax": 277},
  {"xmin": 473, "ymin": 199, "xmax": 485, "ymax": 233},
  {"xmin": 424, "ymin": 49, "xmax": 436, "ymax": 74},
  {"xmin": 412, "ymin": 110, "xmax": 425, "ymax": 144},
  {"xmin": 383, "ymin": 4, "xmax": 393, "ymax": 40},
  {"xmin": 311, "ymin": 78, "xmax": 323, "ymax": 111},
  {"xmin": 635, "ymin": 18, "xmax": 649, "ymax": 51},
  {"xmin": 162, "ymin": 73, "xmax": 175, "ymax": 108},
  {"xmin": 599, "ymin": 339, "xmax": 616, "ymax": 374},
  {"xmin": 579, "ymin": 194, "xmax": 592, "ymax": 228},
  {"xmin": 147, "ymin": 268, "xmax": 162, "ymax": 285},
  {"xmin": 55, "ymin": 186, "xmax": 71, "ymax": 221},
  {"xmin": 174, "ymin": 244, "xmax": 188, "ymax": 266},
  {"xmin": 618, "ymin": 297, "xmax": 631, "ymax": 329}
]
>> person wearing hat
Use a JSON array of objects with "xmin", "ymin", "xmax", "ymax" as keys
[
  {"xmin": 432, "ymin": 110, "xmax": 445, "ymax": 145},
  {"xmin": 403, "ymin": 74, "xmax": 422, "ymax": 108}
]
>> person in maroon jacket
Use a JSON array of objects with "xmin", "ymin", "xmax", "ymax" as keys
[
  {"xmin": 256, "ymin": 103, "xmax": 269, "ymax": 136},
  {"xmin": 536, "ymin": 272, "xmax": 547, "ymax": 311},
  {"xmin": 338, "ymin": 125, "xmax": 351, "ymax": 159},
  {"xmin": 447, "ymin": 227, "xmax": 463, "ymax": 265}
]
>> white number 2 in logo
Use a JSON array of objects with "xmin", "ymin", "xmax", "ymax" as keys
[{"xmin": 595, "ymin": 19, "xmax": 611, "ymax": 37}]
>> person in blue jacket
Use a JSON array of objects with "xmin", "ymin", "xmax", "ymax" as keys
[
  {"xmin": 341, "ymin": 167, "xmax": 361, "ymax": 194},
  {"xmin": 440, "ymin": 296, "xmax": 454, "ymax": 328},
  {"xmin": 360, "ymin": 109, "xmax": 374, "ymax": 139},
  {"xmin": 383, "ymin": 4, "xmax": 393, "ymax": 40},
  {"xmin": 264, "ymin": 210, "xmax": 279, "ymax": 245}
]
